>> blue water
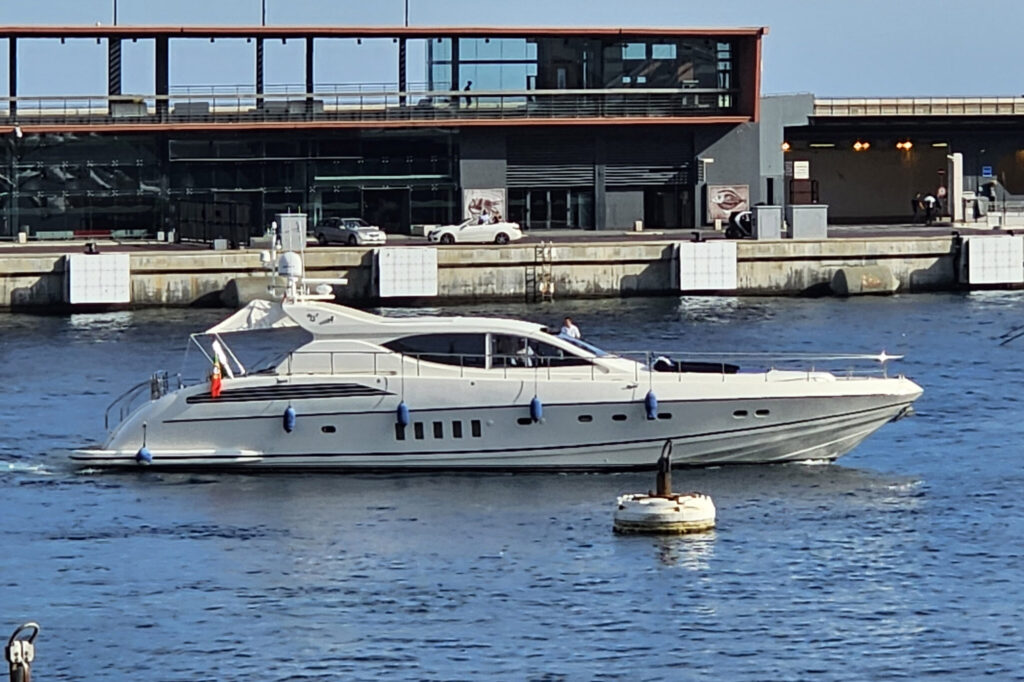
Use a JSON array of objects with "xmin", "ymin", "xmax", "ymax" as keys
[{"xmin": 2, "ymin": 293, "xmax": 1023, "ymax": 680}]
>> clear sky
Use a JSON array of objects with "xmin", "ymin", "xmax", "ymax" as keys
[{"xmin": 1, "ymin": 0, "xmax": 1021, "ymax": 98}]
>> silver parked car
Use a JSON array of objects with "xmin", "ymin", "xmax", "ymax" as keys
[{"xmin": 312, "ymin": 217, "xmax": 388, "ymax": 246}]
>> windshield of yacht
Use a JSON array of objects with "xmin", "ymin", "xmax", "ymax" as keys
[{"xmin": 556, "ymin": 334, "xmax": 609, "ymax": 357}]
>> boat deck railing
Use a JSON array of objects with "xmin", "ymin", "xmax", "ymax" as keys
[{"xmin": 276, "ymin": 348, "xmax": 903, "ymax": 383}]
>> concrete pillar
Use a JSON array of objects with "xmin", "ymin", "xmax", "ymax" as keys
[
  {"xmin": 948, "ymin": 152, "xmax": 964, "ymax": 222},
  {"xmin": 155, "ymin": 36, "xmax": 169, "ymax": 120},
  {"xmin": 594, "ymin": 136, "xmax": 607, "ymax": 230}
]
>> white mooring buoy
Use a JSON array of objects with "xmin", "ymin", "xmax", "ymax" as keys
[{"xmin": 613, "ymin": 441, "xmax": 716, "ymax": 535}]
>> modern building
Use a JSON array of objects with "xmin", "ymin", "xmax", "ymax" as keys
[
  {"xmin": 781, "ymin": 97, "xmax": 1024, "ymax": 223},
  {"xmin": 0, "ymin": 25, "xmax": 766, "ymax": 239}
]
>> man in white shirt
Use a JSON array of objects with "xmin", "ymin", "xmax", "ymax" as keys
[{"xmin": 560, "ymin": 316, "xmax": 581, "ymax": 339}]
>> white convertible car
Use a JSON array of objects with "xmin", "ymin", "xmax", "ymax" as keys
[{"xmin": 427, "ymin": 218, "xmax": 524, "ymax": 245}]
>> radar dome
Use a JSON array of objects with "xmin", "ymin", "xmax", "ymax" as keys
[{"xmin": 277, "ymin": 251, "xmax": 304, "ymax": 279}]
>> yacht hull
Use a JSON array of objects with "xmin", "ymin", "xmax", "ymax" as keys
[{"xmin": 71, "ymin": 376, "xmax": 919, "ymax": 471}]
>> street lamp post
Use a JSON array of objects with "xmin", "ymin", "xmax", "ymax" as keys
[
  {"xmin": 404, "ymin": 0, "xmax": 409, "ymax": 26},
  {"xmin": 113, "ymin": 0, "xmax": 118, "ymax": 25},
  {"xmin": 262, "ymin": 0, "xmax": 266, "ymax": 25}
]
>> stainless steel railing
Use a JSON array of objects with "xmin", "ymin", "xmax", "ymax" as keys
[{"xmin": 1, "ymin": 87, "xmax": 738, "ymax": 127}]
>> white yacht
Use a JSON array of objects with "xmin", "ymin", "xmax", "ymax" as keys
[{"xmin": 72, "ymin": 271, "xmax": 922, "ymax": 471}]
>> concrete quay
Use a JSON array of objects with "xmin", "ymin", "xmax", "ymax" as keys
[{"xmin": 0, "ymin": 225, "xmax": 1008, "ymax": 311}]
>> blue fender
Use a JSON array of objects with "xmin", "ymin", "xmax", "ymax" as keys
[
  {"xmin": 645, "ymin": 389, "xmax": 658, "ymax": 420},
  {"xmin": 397, "ymin": 400, "xmax": 411, "ymax": 426},
  {"xmin": 283, "ymin": 405, "xmax": 297, "ymax": 433},
  {"xmin": 530, "ymin": 396, "xmax": 543, "ymax": 423},
  {"xmin": 135, "ymin": 446, "xmax": 153, "ymax": 465}
]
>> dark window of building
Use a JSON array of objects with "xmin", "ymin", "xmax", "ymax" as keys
[
  {"xmin": 508, "ymin": 188, "xmax": 593, "ymax": 230},
  {"xmin": 385, "ymin": 333, "xmax": 487, "ymax": 368}
]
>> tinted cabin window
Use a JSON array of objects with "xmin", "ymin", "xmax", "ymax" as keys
[
  {"xmin": 384, "ymin": 333, "xmax": 487, "ymax": 368},
  {"xmin": 452, "ymin": 421, "xmax": 463, "ymax": 438},
  {"xmin": 490, "ymin": 334, "xmax": 590, "ymax": 368}
]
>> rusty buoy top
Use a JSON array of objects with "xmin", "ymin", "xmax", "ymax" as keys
[{"xmin": 613, "ymin": 441, "xmax": 716, "ymax": 535}]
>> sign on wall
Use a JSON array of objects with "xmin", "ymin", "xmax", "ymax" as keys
[
  {"xmin": 462, "ymin": 188, "xmax": 506, "ymax": 221},
  {"xmin": 706, "ymin": 184, "xmax": 750, "ymax": 222}
]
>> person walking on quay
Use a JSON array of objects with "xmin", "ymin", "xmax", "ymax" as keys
[
  {"xmin": 923, "ymin": 192, "xmax": 938, "ymax": 225},
  {"xmin": 560, "ymin": 316, "xmax": 581, "ymax": 340},
  {"xmin": 463, "ymin": 80, "xmax": 473, "ymax": 107},
  {"xmin": 911, "ymin": 192, "xmax": 924, "ymax": 223}
]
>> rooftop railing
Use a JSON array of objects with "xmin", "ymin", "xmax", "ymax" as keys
[
  {"xmin": 0, "ymin": 87, "xmax": 738, "ymax": 128},
  {"xmin": 814, "ymin": 97, "xmax": 1024, "ymax": 117}
]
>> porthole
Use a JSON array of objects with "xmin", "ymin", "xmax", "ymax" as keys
[
  {"xmin": 471, "ymin": 420, "xmax": 482, "ymax": 438},
  {"xmin": 755, "ymin": 409, "xmax": 770, "ymax": 417},
  {"xmin": 657, "ymin": 413, "xmax": 673, "ymax": 420},
  {"xmin": 414, "ymin": 422, "xmax": 425, "ymax": 440},
  {"xmin": 517, "ymin": 417, "xmax": 533, "ymax": 426},
  {"xmin": 321, "ymin": 425, "xmax": 337, "ymax": 433},
  {"xmin": 433, "ymin": 421, "xmax": 444, "ymax": 438},
  {"xmin": 578, "ymin": 415, "xmax": 593, "ymax": 423},
  {"xmin": 452, "ymin": 421, "xmax": 463, "ymax": 439},
  {"xmin": 612, "ymin": 414, "xmax": 628, "ymax": 422},
  {"xmin": 733, "ymin": 410, "xmax": 748, "ymax": 418},
  {"xmin": 395, "ymin": 424, "xmax": 406, "ymax": 440}
]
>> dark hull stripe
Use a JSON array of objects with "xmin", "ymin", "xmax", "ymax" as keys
[
  {"xmin": 186, "ymin": 383, "xmax": 390, "ymax": 404},
  {"xmin": 165, "ymin": 393, "xmax": 911, "ymax": 424}
]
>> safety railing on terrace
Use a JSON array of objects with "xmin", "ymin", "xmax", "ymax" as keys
[
  {"xmin": 0, "ymin": 87, "xmax": 737, "ymax": 126},
  {"xmin": 814, "ymin": 97, "xmax": 1024, "ymax": 117}
]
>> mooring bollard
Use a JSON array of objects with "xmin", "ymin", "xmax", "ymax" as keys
[{"xmin": 5, "ymin": 623, "xmax": 38, "ymax": 682}]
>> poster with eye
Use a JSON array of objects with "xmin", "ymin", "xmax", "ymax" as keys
[
  {"xmin": 463, "ymin": 188, "xmax": 506, "ymax": 221},
  {"xmin": 706, "ymin": 184, "xmax": 750, "ymax": 222}
]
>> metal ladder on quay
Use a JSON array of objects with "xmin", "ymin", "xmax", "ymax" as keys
[{"xmin": 525, "ymin": 241, "xmax": 554, "ymax": 303}]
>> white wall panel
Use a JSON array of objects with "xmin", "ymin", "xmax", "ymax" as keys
[
  {"xmin": 967, "ymin": 236, "xmax": 1024, "ymax": 285},
  {"xmin": 677, "ymin": 241, "xmax": 737, "ymax": 291},
  {"xmin": 377, "ymin": 247, "xmax": 438, "ymax": 297},
  {"xmin": 66, "ymin": 254, "xmax": 131, "ymax": 304}
]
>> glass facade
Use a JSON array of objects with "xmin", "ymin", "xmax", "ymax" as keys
[
  {"xmin": 508, "ymin": 188, "xmax": 594, "ymax": 229},
  {"xmin": 427, "ymin": 36, "xmax": 735, "ymax": 101},
  {"xmin": 1, "ymin": 130, "xmax": 459, "ymax": 238}
]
